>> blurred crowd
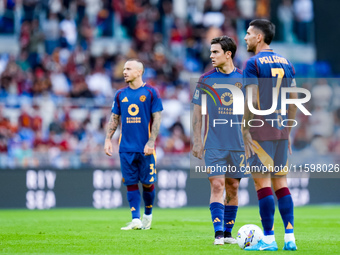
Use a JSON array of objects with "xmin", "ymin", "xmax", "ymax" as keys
[
  {"xmin": 292, "ymin": 78, "xmax": 340, "ymax": 156},
  {"xmin": 0, "ymin": 0, "xmax": 334, "ymax": 169}
]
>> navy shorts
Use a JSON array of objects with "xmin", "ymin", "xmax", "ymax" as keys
[
  {"xmin": 204, "ymin": 149, "xmax": 250, "ymax": 178},
  {"xmin": 247, "ymin": 140, "xmax": 289, "ymax": 175},
  {"xmin": 120, "ymin": 152, "xmax": 157, "ymax": 186}
]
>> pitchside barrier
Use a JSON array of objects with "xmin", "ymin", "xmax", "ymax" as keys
[{"xmin": 0, "ymin": 168, "xmax": 339, "ymax": 209}]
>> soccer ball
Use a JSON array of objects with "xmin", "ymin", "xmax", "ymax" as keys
[{"xmin": 236, "ymin": 224, "xmax": 263, "ymax": 249}]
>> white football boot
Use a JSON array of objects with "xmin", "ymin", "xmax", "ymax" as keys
[
  {"xmin": 214, "ymin": 237, "xmax": 224, "ymax": 245},
  {"xmin": 224, "ymin": 237, "xmax": 237, "ymax": 244},
  {"xmin": 141, "ymin": 214, "xmax": 152, "ymax": 230},
  {"xmin": 121, "ymin": 218, "xmax": 142, "ymax": 230}
]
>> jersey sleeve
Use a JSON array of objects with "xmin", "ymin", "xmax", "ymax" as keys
[
  {"xmin": 191, "ymin": 76, "xmax": 205, "ymax": 105},
  {"xmin": 111, "ymin": 91, "xmax": 121, "ymax": 115},
  {"xmin": 151, "ymin": 88, "xmax": 163, "ymax": 113},
  {"xmin": 243, "ymin": 58, "xmax": 259, "ymax": 86}
]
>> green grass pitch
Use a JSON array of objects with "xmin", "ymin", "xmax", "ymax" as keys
[{"xmin": 0, "ymin": 206, "xmax": 339, "ymax": 254}]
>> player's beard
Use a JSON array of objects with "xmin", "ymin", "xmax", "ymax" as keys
[{"xmin": 247, "ymin": 43, "xmax": 255, "ymax": 53}]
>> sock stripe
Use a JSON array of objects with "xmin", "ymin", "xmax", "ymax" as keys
[
  {"xmin": 275, "ymin": 187, "xmax": 291, "ymax": 200},
  {"xmin": 127, "ymin": 184, "xmax": 139, "ymax": 191},
  {"xmin": 143, "ymin": 184, "xmax": 155, "ymax": 192},
  {"xmin": 257, "ymin": 187, "xmax": 273, "ymax": 200}
]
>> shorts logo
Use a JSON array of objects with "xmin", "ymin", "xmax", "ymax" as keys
[
  {"xmin": 149, "ymin": 176, "xmax": 154, "ymax": 182},
  {"xmin": 140, "ymin": 95, "xmax": 146, "ymax": 102},
  {"xmin": 128, "ymin": 104, "xmax": 139, "ymax": 116},
  {"xmin": 221, "ymin": 92, "xmax": 233, "ymax": 106}
]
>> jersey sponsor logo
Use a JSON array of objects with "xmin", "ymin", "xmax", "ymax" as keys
[
  {"xmin": 221, "ymin": 92, "xmax": 233, "ymax": 106},
  {"xmin": 126, "ymin": 117, "xmax": 141, "ymax": 123},
  {"xmin": 139, "ymin": 95, "xmax": 146, "ymax": 102},
  {"xmin": 128, "ymin": 104, "xmax": 139, "ymax": 116},
  {"xmin": 122, "ymin": 97, "xmax": 129, "ymax": 102}
]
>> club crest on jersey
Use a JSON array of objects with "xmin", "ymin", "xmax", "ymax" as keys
[
  {"xmin": 128, "ymin": 104, "xmax": 139, "ymax": 116},
  {"xmin": 235, "ymin": 82, "xmax": 243, "ymax": 89},
  {"xmin": 140, "ymin": 95, "xmax": 146, "ymax": 102}
]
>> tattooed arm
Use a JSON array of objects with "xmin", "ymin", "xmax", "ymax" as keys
[
  {"xmin": 192, "ymin": 104, "xmax": 203, "ymax": 159},
  {"xmin": 144, "ymin": 111, "xmax": 162, "ymax": 156},
  {"xmin": 242, "ymin": 85, "xmax": 258, "ymax": 158},
  {"xmin": 104, "ymin": 113, "xmax": 121, "ymax": 156}
]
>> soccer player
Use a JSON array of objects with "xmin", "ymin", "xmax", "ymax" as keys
[
  {"xmin": 104, "ymin": 59, "xmax": 163, "ymax": 230},
  {"xmin": 192, "ymin": 36, "xmax": 248, "ymax": 245},
  {"xmin": 242, "ymin": 19, "xmax": 298, "ymax": 251}
]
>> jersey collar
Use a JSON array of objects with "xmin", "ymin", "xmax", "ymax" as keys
[
  {"xmin": 215, "ymin": 67, "xmax": 236, "ymax": 74},
  {"xmin": 260, "ymin": 49, "xmax": 274, "ymax": 52}
]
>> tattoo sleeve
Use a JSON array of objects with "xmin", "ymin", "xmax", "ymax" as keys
[
  {"xmin": 105, "ymin": 113, "xmax": 121, "ymax": 140},
  {"xmin": 192, "ymin": 104, "xmax": 202, "ymax": 143},
  {"xmin": 243, "ymin": 85, "xmax": 257, "ymax": 130},
  {"xmin": 147, "ymin": 111, "xmax": 162, "ymax": 146}
]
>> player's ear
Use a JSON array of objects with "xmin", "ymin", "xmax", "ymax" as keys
[{"xmin": 257, "ymin": 33, "xmax": 263, "ymax": 43}]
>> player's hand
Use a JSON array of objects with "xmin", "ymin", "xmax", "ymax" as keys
[
  {"xmin": 104, "ymin": 139, "xmax": 113, "ymax": 156},
  {"xmin": 242, "ymin": 129, "xmax": 257, "ymax": 158},
  {"xmin": 144, "ymin": 141, "xmax": 154, "ymax": 156},
  {"xmin": 192, "ymin": 142, "xmax": 203, "ymax": 160},
  {"xmin": 288, "ymin": 135, "xmax": 292, "ymax": 155}
]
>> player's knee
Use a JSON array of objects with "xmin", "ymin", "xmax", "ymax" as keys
[
  {"xmin": 226, "ymin": 182, "xmax": 239, "ymax": 197},
  {"xmin": 272, "ymin": 177, "xmax": 288, "ymax": 191},
  {"xmin": 210, "ymin": 179, "xmax": 224, "ymax": 195}
]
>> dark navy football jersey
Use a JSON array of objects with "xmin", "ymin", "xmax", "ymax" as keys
[
  {"xmin": 112, "ymin": 84, "xmax": 163, "ymax": 152},
  {"xmin": 243, "ymin": 49, "xmax": 296, "ymax": 141},
  {"xmin": 192, "ymin": 67, "xmax": 245, "ymax": 151}
]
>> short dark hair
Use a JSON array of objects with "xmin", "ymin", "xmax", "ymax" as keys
[
  {"xmin": 126, "ymin": 58, "xmax": 145, "ymax": 74},
  {"xmin": 249, "ymin": 19, "xmax": 275, "ymax": 45},
  {"xmin": 210, "ymin": 36, "xmax": 237, "ymax": 59}
]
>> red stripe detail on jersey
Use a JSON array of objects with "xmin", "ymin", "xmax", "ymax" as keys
[
  {"xmin": 146, "ymin": 89, "xmax": 153, "ymax": 102},
  {"xmin": 236, "ymin": 68, "xmax": 243, "ymax": 74},
  {"xmin": 254, "ymin": 59, "xmax": 259, "ymax": 75},
  {"xmin": 116, "ymin": 91, "xmax": 123, "ymax": 108}
]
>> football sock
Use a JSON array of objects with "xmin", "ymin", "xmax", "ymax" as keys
[
  {"xmin": 284, "ymin": 233, "xmax": 296, "ymax": 243},
  {"xmin": 127, "ymin": 184, "xmax": 141, "ymax": 219},
  {"xmin": 224, "ymin": 205, "xmax": 238, "ymax": 235},
  {"xmin": 257, "ymin": 187, "xmax": 275, "ymax": 242},
  {"xmin": 275, "ymin": 187, "xmax": 295, "ymax": 238},
  {"xmin": 210, "ymin": 202, "xmax": 224, "ymax": 235},
  {"xmin": 143, "ymin": 184, "xmax": 155, "ymax": 215}
]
